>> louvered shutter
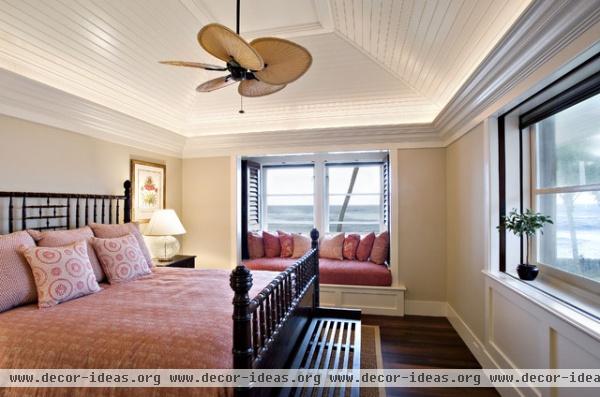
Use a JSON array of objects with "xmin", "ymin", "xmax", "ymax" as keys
[
  {"xmin": 382, "ymin": 156, "xmax": 390, "ymax": 230},
  {"xmin": 241, "ymin": 160, "xmax": 261, "ymax": 259}
]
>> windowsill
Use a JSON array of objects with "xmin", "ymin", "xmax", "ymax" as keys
[{"xmin": 483, "ymin": 270, "xmax": 600, "ymax": 341}]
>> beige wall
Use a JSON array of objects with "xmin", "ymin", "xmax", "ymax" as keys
[
  {"xmin": 0, "ymin": 115, "xmax": 182, "ymax": 234},
  {"xmin": 396, "ymin": 148, "xmax": 447, "ymax": 303},
  {"xmin": 181, "ymin": 156, "xmax": 233, "ymax": 269},
  {"xmin": 445, "ymin": 123, "xmax": 487, "ymax": 340}
]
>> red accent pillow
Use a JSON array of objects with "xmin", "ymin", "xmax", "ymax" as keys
[
  {"xmin": 343, "ymin": 234, "xmax": 360, "ymax": 260},
  {"xmin": 247, "ymin": 232, "xmax": 264, "ymax": 259},
  {"xmin": 262, "ymin": 231, "xmax": 281, "ymax": 258},
  {"xmin": 277, "ymin": 231, "xmax": 294, "ymax": 258},
  {"xmin": 20, "ymin": 240, "xmax": 101, "ymax": 308},
  {"xmin": 91, "ymin": 234, "xmax": 151, "ymax": 284},
  {"xmin": 370, "ymin": 231, "xmax": 390, "ymax": 265},
  {"xmin": 356, "ymin": 232, "xmax": 376, "ymax": 262}
]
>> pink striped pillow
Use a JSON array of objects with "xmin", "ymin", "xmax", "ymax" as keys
[
  {"xmin": 90, "ymin": 223, "xmax": 153, "ymax": 268},
  {"xmin": 291, "ymin": 233, "xmax": 311, "ymax": 259},
  {"xmin": 262, "ymin": 231, "xmax": 281, "ymax": 258},
  {"xmin": 370, "ymin": 231, "xmax": 390, "ymax": 265},
  {"xmin": 319, "ymin": 233, "xmax": 345, "ymax": 260},
  {"xmin": 356, "ymin": 232, "xmax": 376, "ymax": 262},
  {"xmin": 28, "ymin": 227, "xmax": 105, "ymax": 282},
  {"xmin": 247, "ymin": 232, "xmax": 264, "ymax": 259},
  {"xmin": 0, "ymin": 231, "xmax": 37, "ymax": 312},
  {"xmin": 20, "ymin": 240, "xmax": 101, "ymax": 308},
  {"xmin": 91, "ymin": 234, "xmax": 151, "ymax": 284},
  {"xmin": 277, "ymin": 231, "xmax": 294, "ymax": 258}
]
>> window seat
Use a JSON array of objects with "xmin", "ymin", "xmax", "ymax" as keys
[{"xmin": 242, "ymin": 257, "xmax": 392, "ymax": 287}]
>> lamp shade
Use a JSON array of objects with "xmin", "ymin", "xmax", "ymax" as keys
[{"xmin": 145, "ymin": 209, "xmax": 186, "ymax": 236}]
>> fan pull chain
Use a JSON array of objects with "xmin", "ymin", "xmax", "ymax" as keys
[{"xmin": 239, "ymin": 95, "xmax": 245, "ymax": 114}]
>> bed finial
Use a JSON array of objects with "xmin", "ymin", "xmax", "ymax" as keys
[
  {"xmin": 230, "ymin": 265, "xmax": 253, "ymax": 371},
  {"xmin": 123, "ymin": 180, "xmax": 132, "ymax": 223},
  {"xmin": 310, "ymin": 228, "xmax": 320, "ymax": 309}
]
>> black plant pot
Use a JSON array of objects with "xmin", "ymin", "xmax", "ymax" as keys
[{"xmin": 516, "ymin": 264, "xmax": 539, "ymax": 281}]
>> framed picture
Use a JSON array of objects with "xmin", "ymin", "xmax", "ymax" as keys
[{"xmin": 130, "ymin": 160, "xmax": 166, "ymax": 222}]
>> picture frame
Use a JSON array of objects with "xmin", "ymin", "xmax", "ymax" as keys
[{"xmin": 130, "ymin": 160, "xmax": 166, "ymax": 222}]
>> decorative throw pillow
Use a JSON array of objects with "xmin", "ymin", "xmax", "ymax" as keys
[
  {"xmin": 0, "ymin": 231, "xmax": 37, "ymax": 312},
  {"xmin": 370, "ymin": 231, "xmax": 390, "ymax": 265},
  {"xmin": 92, "ymin": 234, "xmax": 151, "ymax": 284},
  {"xmin": 89, "ymin": 223, "xmax": 153, "ymax": 268},
  {"xmin": 277, "ymin": 231, "xmax": 294, "ymax": 258},
  {"xmin": 28, "ymin": 227, "xmax": 105, "ymax": 283},
  {"xmin": 343, "ymin": 234, "xmax": 361, "ymax": 260},
  {"xmin": 291, "ymin": 233, "xmax": 311, "ymax": 259},
  {"xmin": 356, "ymin": 232, "xmax": 376, "ymax": 262},
  {"xmin": 262, "ymin": 231, "xmax": 281, "ymax": 258},
  {"xmin": 319, "ymin": 233, "xmax": 345, "ymax": 260},
  {"xmin": 20, "ymin": 240, "xmax": 101, "ymax": 308},
  {"xmin": 247, "ymin": 232, "xmax": 264, "ymax": 259}
]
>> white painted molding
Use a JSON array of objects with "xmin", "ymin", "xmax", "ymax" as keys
[
  {"xmin": 404, "ymin": 300, "xmax": 447, "ymax": 317},
  {"xmin": 436, "ymin": 0, "xmax": 600, "ymax": 145},
  {"xmin": 0, "ymin": 68, "xmax": 186, "ymax": 157}
]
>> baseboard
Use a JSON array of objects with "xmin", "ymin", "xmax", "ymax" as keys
[
  {"xmin": 445, "ymin": 304, "xmax": 524, "ymax": 397},
  {"xmin": 405, "ymin": 300, "xmax": 447, "ymax": 317}
]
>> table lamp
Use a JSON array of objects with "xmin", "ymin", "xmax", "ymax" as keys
[{"xmin": 145, "ymin": 209, "xmax": 186, "ymax": 261}]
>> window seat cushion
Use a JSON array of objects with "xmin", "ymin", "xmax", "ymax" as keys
[{"xmin": 242, "ymin": 258, "xmax": 392, "ymax": 287}]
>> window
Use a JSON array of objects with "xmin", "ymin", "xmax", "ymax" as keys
[
  {"xmin": 532, "ymin": 94, "xmax": 600, "ymax": 284},
  {"xmin": 326, "ymin": 164, "xmax": 383, "ymax": 233},
  {"xmin": 264, "ymin": 166, "xmax": 314, "ymax": 233}
]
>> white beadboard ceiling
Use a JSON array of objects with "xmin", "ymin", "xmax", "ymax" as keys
[{"xmin": 0, "ymin": 0, "xmax": 531, "ymax": 142}]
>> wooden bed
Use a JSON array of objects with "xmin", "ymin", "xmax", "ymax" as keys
[{"xmin": 0, "ymin": 180, "xmax": 361, "ymax": 397}]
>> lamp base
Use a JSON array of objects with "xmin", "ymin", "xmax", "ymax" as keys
[{"xmin": 147, "ymin": 235, "xmax": 180, "ymax": 262}]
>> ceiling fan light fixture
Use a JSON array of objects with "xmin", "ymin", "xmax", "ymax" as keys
[{"xmin": 197, "ymin": 23, "xmax": 264, "ymax": 71}]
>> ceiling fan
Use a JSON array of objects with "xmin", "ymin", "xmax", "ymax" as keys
[{"xmin": 160, "ymin": 0, "xmax": 312, "ymax": 100}]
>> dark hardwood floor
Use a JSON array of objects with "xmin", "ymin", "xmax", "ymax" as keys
[{"xmin": 362, "ymin": 315, "xmax": 500, "ymax": 397}]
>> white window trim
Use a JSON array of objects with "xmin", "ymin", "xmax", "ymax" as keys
[{"xmin": 529, "ymin": 124, "xmax": 600, "ymax": 296}]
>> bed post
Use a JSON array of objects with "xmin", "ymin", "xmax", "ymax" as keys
[
  {"xmin": 310, "ymin": 228, "xmax": 320, "ymax": 309},
  {"xmin": 231, "ymin": 265, "xmax": 254, "ymax": 371},
  {"xmin": 123, "ymin": 180, "xmax": 132, "ymax": 223}
]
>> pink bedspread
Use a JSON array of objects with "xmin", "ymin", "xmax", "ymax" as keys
[
  {"xmin": 0, "ymin": 267, "xmax": 278, "ymax": 397},
  {"xmin": 243, "ymin": 258, "xmax": 392, "ymax": 286}
]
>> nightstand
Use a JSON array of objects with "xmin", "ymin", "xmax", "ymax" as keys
[{"xmin": 153, "ymin": 255, "xmax": 196, "ymax": 269}]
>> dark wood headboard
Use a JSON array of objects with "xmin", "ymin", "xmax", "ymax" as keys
[{"xmin": 0, "ymin": 180, "xmax": 131, "ymax": 234}]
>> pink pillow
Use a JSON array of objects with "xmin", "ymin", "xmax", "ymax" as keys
[
  {"xmin": 343, "ymin": 234, "xmax": 360, "ymax": 260},
  {"xmin": 356, "ymin": 232, "xmax": 376, "ymax": 261},
  {"xmin": 319, "ymin": 233, "xmax": 345, "ymax": 260},
  {"xmin": 262, "ymin": 231, "xmax": 281, "ymax": 258},
  {"xmin": 28, "ymin": 227, "xmax": 105, "ymax": 283},
  {"xmin": 370, "ymin": 231, "xmax": 390, "ymax": 265},
  {"xmin": 20, "ymin": 240, "xmax": 101, "ymax": 308},
  {"xmin": 247, "ymin": 232, "xmax": 264, "ymax": 259},
  {"xmin": 0, "ymin": 231, "xmax": 37, "ymax": 312},
  {"xmin": 291, "ymin": 233, "xmax": 311, "ymax": 259},
  {"xmin": 278, "ymin": 231, "xmax": 293, "ymax": 258},
  {"xmin": 90, "ymin": 223, "xmax": 153, "ymax": 268},
  {"xmin": 91, "ymin": 234, "xmax": 151, "ymax": 284}
]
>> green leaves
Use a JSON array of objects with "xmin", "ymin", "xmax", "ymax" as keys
[{"xmin": 498, "ymin": 208, "xmax": 553, "ymax": 237}]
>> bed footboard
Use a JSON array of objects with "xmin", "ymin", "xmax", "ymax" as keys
[{"xmin": 230, "ymin": 228, "xmax": 320, "ymax": 373}]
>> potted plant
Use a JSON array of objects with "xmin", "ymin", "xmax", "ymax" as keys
[{"xmin": 498, "ymin": 208, "xmax": 553, "ymax": 281}]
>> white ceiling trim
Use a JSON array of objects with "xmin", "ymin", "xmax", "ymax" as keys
[{"xmin": 0, "ymin": 68, "xmax": 186, "ymax": 157}]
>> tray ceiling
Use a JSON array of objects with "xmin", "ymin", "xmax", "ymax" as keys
[{"xmin": 0, "ymin": 0, "xmax": 531, "ymax": 140}]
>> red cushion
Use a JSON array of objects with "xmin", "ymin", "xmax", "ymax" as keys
[{"xmin": 242, "ymin": 258, "xmax": 392, "ymax": 287}]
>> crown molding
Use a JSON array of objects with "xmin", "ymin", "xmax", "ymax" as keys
[
  {"xmin": 0, "ymin": 68, "xmax": 186, "ymax": 157},
  {"xmin": 434, "ymin": 0, "xmax": 600, "ymax": 145},
  {"xmin": 182, "ymin": 124, "xmax": 441, "ymax": 158}
]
